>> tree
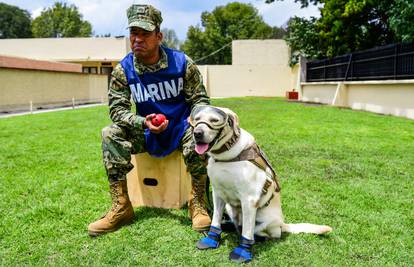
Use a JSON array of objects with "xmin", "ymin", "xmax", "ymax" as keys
[
  {"xmin": 265, "ymin": 0, "xmax": 320, "ymax": 8},
  {"xmin": 388, "ymin": 0, "xmax": 414, "ymax": 42},
  {"xmin": 32, "ymin": 2, "xmax": 92, "ymax": 38},
  {"xmin": 317, "ymin": 0, "xmax": 396, "ymax": 57},
  {"xmin": 181, "ymin": 2, "xmax": 274, "ymax": 64},
  {"xmin": 96, "ymin": 33, "xmax": 111, "ymax": 38},
  {"xmin": 268, "ymin": 0, "xmax": 414, "ymax": 63},
  {"xmin": 284, "ymin": 17, "xmax": 321, "ymax": 65},
  {"xmin": 271, "ymin": 26, "xmax": 287, "ymax": 39},
  {"xmin": 161, "ymin": 28, "xmax": 180, "ymax": 49},
  {"xmin": 0, "ymin": 3, "xmax": 32, "ymax": 38}
]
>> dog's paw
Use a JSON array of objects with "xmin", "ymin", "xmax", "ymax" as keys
[
  {"xmin": 229, "ymin": 236, "xmax": 254, "ymax": 263},
  {"xmin": 196, "ymin": 226, "xmax": 222, "ymax": 250},
  {"xmin": 254, "ymin": 234, "xmax": 268, "ymax": 242}
]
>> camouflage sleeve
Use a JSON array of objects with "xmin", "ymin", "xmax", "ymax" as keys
[
  {"xmin": 183, "ymin": 55, "xmax": 210, "ymax": 111},
  {"xmin": 108, "ymin": 64, "xmax": 146, "ymax": 130}
]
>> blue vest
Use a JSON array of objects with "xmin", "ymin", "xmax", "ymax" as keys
[{"xmin": 120, "ymin": 47, "xmax": 190, "ymax": 157}]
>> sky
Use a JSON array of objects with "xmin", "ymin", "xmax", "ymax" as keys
[{"xmin": 3, "ymin": 0, "xmax": 320, "ymax": 41}]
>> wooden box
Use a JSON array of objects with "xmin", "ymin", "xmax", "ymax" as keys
[{"xmin": 126, "ymin": 151, "xmax": 191, "ymax": 209}]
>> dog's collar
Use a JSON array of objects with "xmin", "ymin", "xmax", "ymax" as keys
[
  {"xmin": 210, "ymin": 116, "xmax": 241, "ymax": 154},
  {"xmin": 210, "ymin": 129, "xmax": 240, "ymax": 154},
  {"xmin": 215, "ymin": 143, "xmax": 258, "ymax": 163}
]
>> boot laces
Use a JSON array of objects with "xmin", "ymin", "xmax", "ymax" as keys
[
  {"xmin": 110, "ymin": 185, "xmax": 121, "ymax": 212},
  {"xmin": 193, "ymin": 202, "xmax": 208, "ymax": 216},
  {"xmin": 192, "ymin": 182, "xmax": 208, "ymax": 215}
]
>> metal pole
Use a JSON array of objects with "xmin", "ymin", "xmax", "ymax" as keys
[
  {"xmin": 394, "ymin": 44, "xmax": 398, "ymax": 79},
  {"xmin": 72, "ymin": 97, "xmax": 75, "ymax": 109},
  {"xmin": 344, "ymin": 54, "xmax": 353, "ymax": 81},
  {"xmin": 30, "ymin": 101, "xmax": 33, "ymax": 114}
]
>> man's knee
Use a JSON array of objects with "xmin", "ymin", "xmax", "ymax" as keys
[
  {"xmin": 184, "ymin": 150, "xmax": 208, "ymax": 177},
  {"xmin": 102, "ymin": 124, "xmax": 134, "ymax": 178},
  {"xmin": 102, "ymin": 124, "xmax": 125, "ymax": 144}
]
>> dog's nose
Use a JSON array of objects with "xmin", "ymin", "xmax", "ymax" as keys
[{"xmin": 193, "ymin": 129, "xmax": 203, "ymax": 141}]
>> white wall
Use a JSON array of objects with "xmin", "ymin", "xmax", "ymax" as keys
[
  {"xmin": 232, "ymin": 39, "xmax": 290, "ymax": 66},
  {"xmin": 301, "ymin": 80, "xmax": 414, "ymax": 119},
  {"xmin": 199, "ymin": 65, "xmax": 296, "ymax": 97},
  {"xmin": 0, "ymin": 68, "xmax": 108, "ymax": 112},
  {"xmin": 199, "ymin": 39, "xmax": 297, "ymax": 97}
]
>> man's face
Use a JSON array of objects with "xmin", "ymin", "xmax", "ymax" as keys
[{"xmin": 129, "ymin": 27, "xmax": 163, "ymax": 60}]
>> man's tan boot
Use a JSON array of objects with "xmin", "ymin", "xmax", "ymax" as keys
[
  {"xmin": 88, "ymin": 180, "xmax": 134, "ymax": 236},
  {"xmin": 189, "ymin": 175, "xmax": 211, "ymax": 231}
]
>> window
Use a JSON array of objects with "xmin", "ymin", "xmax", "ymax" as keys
[
  {"xmin": 101, "ymin": 67, "xmax": 113, "ymax": 75},
  {"xmin": 82, "ymin": 67, "xmax": 98, "ymax": 74}
]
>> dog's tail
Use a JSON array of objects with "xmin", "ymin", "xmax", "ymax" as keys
[{"xmin": 281, "ymin": 223, "xmax": 332, "ymax": 235}]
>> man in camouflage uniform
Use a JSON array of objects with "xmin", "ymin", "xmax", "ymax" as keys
[{"xmin": 88, "ymin": 4, "xmax": 211, "ymax": 236}]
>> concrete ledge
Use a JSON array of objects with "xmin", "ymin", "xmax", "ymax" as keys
[
  {"xmin": 302, "ymin": 79, "xmax": 414, "ymax": 85},
  {"xmin": 300, "ymin": 80, "xmax": 414, "ymax": 119}
]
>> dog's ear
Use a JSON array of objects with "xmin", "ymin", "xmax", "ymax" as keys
[
  {"xmin": 215, "ymin": 107, "xmax": 240, "ymax": 134},
  {"xmin": 228, "ymin": 111, "xmax": 239, "ymax": 129},
  {"xmin": 227, "ymin": 111, "xmax": 240, "ymax": 136}
]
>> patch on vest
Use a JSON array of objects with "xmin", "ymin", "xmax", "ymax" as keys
[{"xmin": 129, "ymin": 77, "xmax": 184, "ymax": 103}]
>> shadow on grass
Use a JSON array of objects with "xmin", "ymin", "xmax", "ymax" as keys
[
  {"xmin": 254, "ymin": 232, "xmax": 332, "ymax": 258},
  {"xmin": 131, "ymin": 206, "xmax": 333, "ymax": 260},
  {"xmin": 133, "ymin": 206, "xmax": 192, "ymax": 227},
  {"xmin": 219, "ymin": 229, "xmax": 332, "ymax": 259},
  {"xmin": 253, "ymin": 233, "xmax": 291, "ymax": 257}
]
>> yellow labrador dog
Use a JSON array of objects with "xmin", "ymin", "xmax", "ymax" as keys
[{"xmin": 190, "ymin": 105, "xmax": 332, "ymax": 263}]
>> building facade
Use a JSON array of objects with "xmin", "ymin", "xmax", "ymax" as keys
[{"xmin": 0, "ymin": 37, "xmax": 130, "ymax": 75}]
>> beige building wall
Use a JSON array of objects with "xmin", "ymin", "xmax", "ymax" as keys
[
  {"xmin": 301, "ymin": 80, "xmax": 414, "ymax": 119},
  {"xmin": 291, "ymin": 64, "xmax": 300, "ymax": 92},
  {"xmin": 0, "ymin": 68, "xmax": 108, "ymax": 112},
  {"xmin": 199, "ymin": 39, "xmax": 297, "ymax": 97},
  {"xmin": 232, "ymin": 39, "xmax": 290, "ymax": 66},
  {"xmin": 199, "ymin": 65, "xmax": 295, "ymax": 97}
]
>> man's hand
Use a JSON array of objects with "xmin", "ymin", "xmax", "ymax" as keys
[{"xmin": 144, "ymin": 113, "xmax": 169, "ymax": 134}]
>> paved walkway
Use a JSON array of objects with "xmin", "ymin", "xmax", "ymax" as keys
[{"xmin": 0, "ymin": 103, "xmax": 104, "ymax": 119}]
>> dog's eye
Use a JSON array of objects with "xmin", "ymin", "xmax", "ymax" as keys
[{"xmin": 210, "ymin": 118, "xmax": 219, "ymax": 123}]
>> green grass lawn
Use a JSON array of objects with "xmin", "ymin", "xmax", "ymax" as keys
[{"xmin": 1, "ymin": 97, "xmax": 413, "ymax": 266}]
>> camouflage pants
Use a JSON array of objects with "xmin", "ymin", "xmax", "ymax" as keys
[{"xmin": 101, "ymin": 124, "xmax": 207, "ymax": 181}]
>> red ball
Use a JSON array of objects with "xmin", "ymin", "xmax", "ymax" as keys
[{"xmin": 151, "ymin": 114, "xmax": 166, "ymax": 126}]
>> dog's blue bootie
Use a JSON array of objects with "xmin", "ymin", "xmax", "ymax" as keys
[
  {"xmin": 229, "ymin": 236, "xmax": 254, "ymax": 263},
  {"xmin": 196, "ymin": 226, "xmax": 222, "ymax": 250}
]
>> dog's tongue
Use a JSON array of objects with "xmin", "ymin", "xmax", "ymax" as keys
[{"xmin": 195, "ymin": 143, "xmax": 209, "ymax": 154}]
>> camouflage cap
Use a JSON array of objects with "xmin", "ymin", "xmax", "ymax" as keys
[{"xmin": 127, "ymin": 4, "xmax": 162, "ymax": 31}]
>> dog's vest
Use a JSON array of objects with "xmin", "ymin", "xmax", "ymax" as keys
[
  {"xmin": 215, "ymin": 143, "xmax": 281, "ymax": 208},
  {"xmin": 120, "ymin": 47, "xmax": 190, "ymax": 157}
]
